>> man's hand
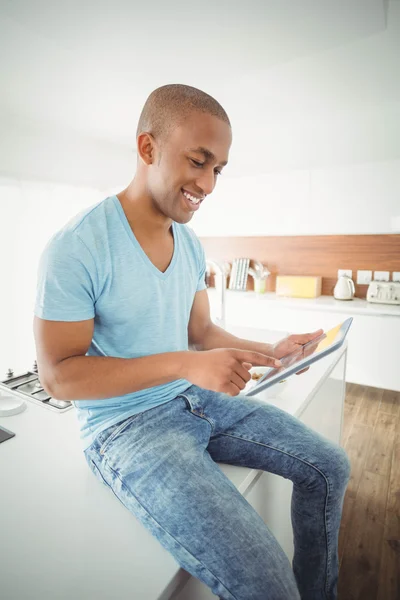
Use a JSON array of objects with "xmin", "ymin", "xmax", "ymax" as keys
[
  {"xmin": 184, "ymin": 348, "xmax": 281, "ymax": 396},
  {"xmin": 273, "ymin": 329, "xmax": 324, "ymax": 376}
]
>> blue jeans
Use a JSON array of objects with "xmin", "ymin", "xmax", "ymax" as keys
[{"xmin": 84, "ymin": 384, "xmax": 351, "ymax": 600}]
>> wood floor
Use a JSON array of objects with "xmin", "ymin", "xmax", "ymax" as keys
[{"xmin": 338, "ymin": 383, "xmax": 400, "ymax": 600}]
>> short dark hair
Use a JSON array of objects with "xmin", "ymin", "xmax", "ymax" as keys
[{"xmin": 136, "ymin": 84, "xmax": 231, "ymax": 142}]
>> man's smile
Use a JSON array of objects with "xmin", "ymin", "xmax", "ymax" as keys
[{"xmin": 181, "ymin": 188, "xmax": 204, "ymax": 210}]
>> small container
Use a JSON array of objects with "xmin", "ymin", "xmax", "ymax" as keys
[
  {"xmin": 247, "ymin": 263, "xmax": 270, "ymax": 294},
  {"xmin": 254, "ymin": 275, "xmax": 268, "ymax": 294}
]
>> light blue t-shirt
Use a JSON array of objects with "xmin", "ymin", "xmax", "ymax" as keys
[{"xmin": 35, "ymin": 195, "xmax": 207, "ymax": 450}]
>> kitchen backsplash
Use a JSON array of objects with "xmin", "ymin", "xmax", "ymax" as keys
[{"xmin": 200, "ymin": 234, "xmax": 400, "ymax": 299}]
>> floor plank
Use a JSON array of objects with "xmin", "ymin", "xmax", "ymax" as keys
[
  {"xmin": 338, "ymin": 490, "xmax": 355, "ymax": 568},
  {"xmin": 380, "ymin": 389, "xmax": 400, "ymax": 418},
  {"xmin": 338, "ymin": 470, "xmax": 389, "ymax": 600},
  {"xmin": 377, "ymin": 510, "xmax": 400, "ymax": 600},
  {"xmin": 356, "ymin": 386, "xmax": 383, "ymax": 428},
  {"xmin": 377, "ymin": 434, "xmax": 400, "ymax": 600},
  {"xmin": 341, "ymin": 402, "xmax": 358, "ymax": 447},
  {"xmin": 338, "ymin": 384, "xmax": 399, "ymax": 600},
  {"xmin": 387, "ymin": 434, "xmax": 400, "ymax": 514},
  {"xmin": 364, "ymin": 411, "xmax": 397, "ymax": 477},
  {"xmin": 344, "ymin": 423, "xmax": 374, "ymax": 499},
  {"xmin": 345, "ymin": 383, "xmax": 365, "ymax": 410}
]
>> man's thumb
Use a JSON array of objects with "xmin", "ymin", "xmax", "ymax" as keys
[{"xmin": 242, "ymin": 362, "xmax": 253, "ymax": 370}]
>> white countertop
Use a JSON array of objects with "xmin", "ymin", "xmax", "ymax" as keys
[
  {"xmin": 0, "ymin": 327, "xmax": 346, "ymax": 600},
  {"xmin": 208, "ymin": 289, "xmax": 400, "ymax": 317}
]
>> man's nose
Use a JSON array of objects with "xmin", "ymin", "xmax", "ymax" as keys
[{"xmin": 196, "ymin": 169, "xmax": 216, "ymax": 196}]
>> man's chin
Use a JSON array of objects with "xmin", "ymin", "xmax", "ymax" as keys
[{"xmin": 174, "ymin": 211, "xmax": 194, "ymax": 225}]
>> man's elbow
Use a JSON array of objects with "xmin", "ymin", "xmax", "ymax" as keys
[
  {"xmin": 188, "ymin": 323, "xmax": 213, "ymax": 351},
  {"xmin": 188, "ymin": 329, "xmax": 207, "ymax": 351},
  {"xmin": 40, "ymin": 367, "xmax": 67, "ymax": 400}
]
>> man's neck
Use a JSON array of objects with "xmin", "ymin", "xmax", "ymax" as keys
[{"xmin": 116, "ymin": 185, "xmax": 173, "ymax": 241}]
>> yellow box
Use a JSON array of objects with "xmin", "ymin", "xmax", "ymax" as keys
[{"xmin": 275, "ymin": 276, "xmax": 322, "ymax": 298}]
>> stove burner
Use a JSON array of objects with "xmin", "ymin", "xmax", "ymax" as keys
[{"xmin": 0, "ymin": 366, "xmax": 72, "ymax": 412}]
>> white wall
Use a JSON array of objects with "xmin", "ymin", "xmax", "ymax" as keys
[
  {"xmin": 0, "ymin": 115, "xmax": 134, "ymax": 189},
  {"xmin": 0, "ymin": 179, "xmax": 105, "ymax": 377},
  {"xmin": 222, "ymin": 0, "xmax": 400, "ymax": 176},
  {"xmin": 191, "ymin": 158, "xmax": 400, "ymax": 237},
  {"xmin": 191, "ymin": 1, "xmax": 400, "ymax": 236}
]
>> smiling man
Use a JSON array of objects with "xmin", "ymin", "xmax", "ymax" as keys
[{"xmin": 34, "ymin": 84, "xmax": 350, "ymax": 600}]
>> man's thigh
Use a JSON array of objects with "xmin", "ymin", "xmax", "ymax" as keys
[
  {"xmin": 85, "ymin": 396, "xmax": 300, "ymax": 600},
  {"xmin": 176, "ymin": 384, "xmax": 350, "ymax": 485}
]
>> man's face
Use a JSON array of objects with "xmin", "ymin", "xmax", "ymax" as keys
[{"xmin": 147, "ymin": 112, "xmax": 232, "ymax": 224}]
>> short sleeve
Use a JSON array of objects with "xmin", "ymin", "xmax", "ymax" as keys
[
  {"xmin": 196, "ymin": 240, "xmax": 207, "ymax": 292},
  {"xmin": 34, "ymin": 231, "xmax": 97, "ymax": 322}
]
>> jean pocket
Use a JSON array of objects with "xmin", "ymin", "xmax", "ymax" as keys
[
  {"xmin": 99, "ymin": 413, "xmax": 141, "ymax": 456},
  {"xmin": 176, "ymin": 392, "xmax": 195, "ymax": 412}
]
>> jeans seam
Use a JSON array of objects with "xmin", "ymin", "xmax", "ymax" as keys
[
  {"xmin": 102, "ymin": 456, "xmax": 239, "ymax": 600},
  {"xmin": 220, "ymin": 432, "xmax": 331, "ymax": 599},
  {"xmin": 89, "ymin": 458, "xmax": 109, "ymax": 487},
  {"xmin": 177, "ymin": 393, "xmax": 215, "ymax": 432}
]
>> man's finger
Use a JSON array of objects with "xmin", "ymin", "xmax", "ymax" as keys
[
  {"xmin": 230, "ymin": 371, "xmax": 247, "ymax": 391},
  {"xmin": 237, "ymin": 363, "xmax": 252, "ymax": 383},
  {"xmin": 226, "ymin": 381, "xmax": 241, "ymax": 396},
  {"xmin": 290, "ymin": 329, "xmax": 324, "ymax": 345},
  {"xmin": 233, "ymin": 349, "xmax": 281, "ymax": 368}
]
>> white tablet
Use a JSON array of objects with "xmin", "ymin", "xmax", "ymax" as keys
[{"xmin": 244, "ymin": 317, "xmax": 353, "ymax": 397}]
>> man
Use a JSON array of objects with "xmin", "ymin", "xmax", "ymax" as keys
[{"xmin": 34, "ymin": 84, "xmax": 350, "ymax": 600}]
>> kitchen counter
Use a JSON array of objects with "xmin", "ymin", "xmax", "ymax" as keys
[
  {"xmin": 208, "ymin": 289, "xmax": 400, "ymax": 318},
  {"xmin": 0, "ymin": 326, "xmax": 347, "ymax": 600}
]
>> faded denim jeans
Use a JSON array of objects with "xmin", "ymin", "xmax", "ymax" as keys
[{"xmin": 84, "ymin": 384, "xmax": 351, "ymax": 600}]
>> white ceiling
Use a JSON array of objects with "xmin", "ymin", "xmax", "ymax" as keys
[
  {"xmin": 1, "ymin": 0, "xmax": 399, "ymax": 185},
  {"xmin": 0, "ymin": 0, "xmax": 389, "ymax": 141}
]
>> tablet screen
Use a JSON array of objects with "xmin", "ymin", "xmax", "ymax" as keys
[{"xmin": 245, "ymin": 318, "xmax": 352, "ymax": 395}]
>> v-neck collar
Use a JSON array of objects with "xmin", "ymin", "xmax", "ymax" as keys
[{"xmin": 112, "ymin": 195, "xmax": 178, "ymax": 280}]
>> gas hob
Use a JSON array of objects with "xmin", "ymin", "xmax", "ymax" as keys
[{"xmin": 0, "ymin": 363, "xmax": 72, "ymax": 413}]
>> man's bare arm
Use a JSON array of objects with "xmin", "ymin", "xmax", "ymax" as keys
[
  {"xmin": 34, "ymin": 316, "xmax": 189, "ymax": 401},
  {"xmin": 188, "ymin": 290, "xmax": 275, "ymax": 358},
  {"xmin": 34, "ymin": 314, "xmax": 279, "ymax": 400}
]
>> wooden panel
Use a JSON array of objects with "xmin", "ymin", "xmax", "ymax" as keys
[
  {"xmin": 377, "ymin": 435, "xmax": 400, "ymax": 600},
  {"xmin": 356, "ymin": 387, "xmax": 383, "ymax": 428},
  {"xmin": 380, "ymin": 389, "xmax": 400, "ymax": 418},
  {"xmin": 377, "ymin": 510, "xmax": 400, "ymax": 600},
  {"xmin": 364, "ymin": 412, "xmax": 397, "ymax": 477},
  {"xmin": 345, "ymin": 422, "xmax": 373, "ymax": 499},
  {"xmin": 200, "ymin": 234, "xmax": 400, "ymax": 298},
  {"xmin": 338, "ymin": 490, "xmax": 355, "ymax": 568},
  {"xmin": 338, "ymin": 386, "xmax": 400, "ymax": 599},
  {"xmin": 387, "ymin": 434, "xmax": 400, "ymax": 514},
  {"xmin": 338, "ymin": 470, "xmax": 389, "ymax": 600}
]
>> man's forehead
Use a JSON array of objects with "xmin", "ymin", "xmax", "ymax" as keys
[{"xmin": 167, "ymin": 115, "xmax": 231, "ymax": 165}]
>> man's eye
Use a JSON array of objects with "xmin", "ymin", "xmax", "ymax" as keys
[
  {"xmin": 190, "ymin": 159, "xmax": 204, "ymax": 168},
  {"xmin": 190, "ymin": 159, "xmax": 222, "ymax": 176}
]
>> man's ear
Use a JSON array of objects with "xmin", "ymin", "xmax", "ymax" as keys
[{"xmin": 137, "ymin": 132, "xmax": 156, "ymax": 166}]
